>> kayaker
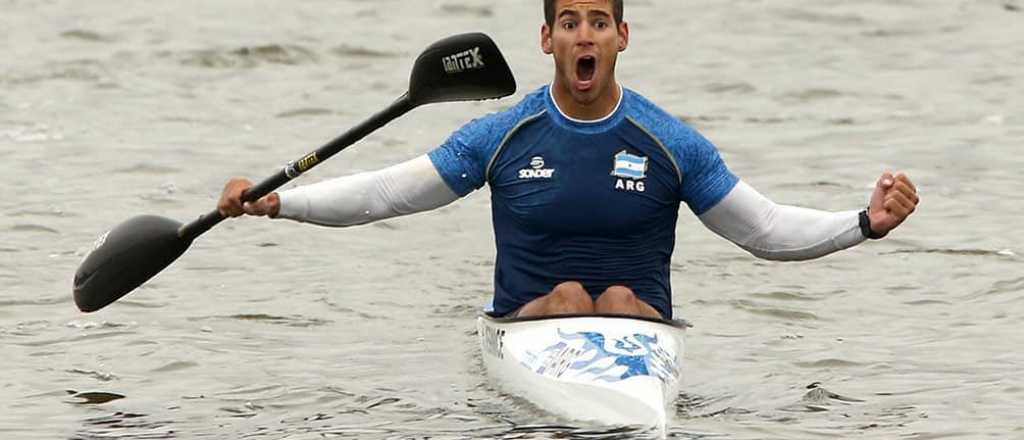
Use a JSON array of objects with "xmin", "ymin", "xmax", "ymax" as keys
[{"xmin": 217, "ymin": 0, "xmax": 919, "ymax": 320}]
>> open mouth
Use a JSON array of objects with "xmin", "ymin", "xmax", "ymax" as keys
[{"xmin": 576, "ymin": 56, "xmax": 596, "ymax": 82}]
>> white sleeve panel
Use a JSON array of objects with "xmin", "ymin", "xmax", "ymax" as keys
[
  {"xmin": 698, "ymin": 181, "xmax": 866, "ymax": 261},
  {"xmin": 276, "ymin": 155, "xmax": 459, "ymax": 227}
]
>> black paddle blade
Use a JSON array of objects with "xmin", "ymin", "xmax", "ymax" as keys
[
  {"xmin": 408, "ymin": 32, "xmax": 516, "ymax": 106},
  {"xmin": 73, "ymin": 215, "xmax": 193, "ymax": 312}
]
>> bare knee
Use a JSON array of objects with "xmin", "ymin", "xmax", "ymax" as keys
[
  {"xmin": 595, "ymin": 285, "xmax": 661, "ymax": 318},
  {"xmin": 597, "ymin": 285, "xmax": 635, "ymax": 302},
  {"xmin": 549, "ymin": 282, "xmax": 592, "ymax": 311},
  {"xmin": 552, "ymin": 281, "xmax": 586, "ymax": 296},
  {"xmin": 517, "ymin": 281, "xmax": 593, "ymax": 317}
]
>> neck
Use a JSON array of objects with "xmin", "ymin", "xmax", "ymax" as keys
[{"xmin": 550, "ymin": 79, "xmax": 622, "ymax": 121}]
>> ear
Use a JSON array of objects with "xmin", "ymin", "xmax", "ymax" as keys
[
  {"xmin": 617, "ymin": 21, "xmax": 630, "ymax": 52},
  {"xmin": 541, "ymin": 23, "xmax": 553, "ymax": 54}
]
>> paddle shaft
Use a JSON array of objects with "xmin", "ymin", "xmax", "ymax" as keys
[{"xmin": 177, "ymin": 94, "xmax": 416, "ymax": 241}]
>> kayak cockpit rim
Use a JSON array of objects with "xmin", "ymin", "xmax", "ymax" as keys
[{"xmin": 482, "ymin": 312, "xmax": 692, "ymax": 329}]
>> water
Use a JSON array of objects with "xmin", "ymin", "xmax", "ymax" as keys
[{"xmin": 2, "ymin": 0, "xmax": 1023, "ymax": 438}]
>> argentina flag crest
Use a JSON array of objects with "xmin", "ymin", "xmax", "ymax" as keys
[{"xmin": 611, "ymin": 150, "xmax": 648, "ymax": 180}]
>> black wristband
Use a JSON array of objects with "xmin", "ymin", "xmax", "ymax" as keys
[{"xmin": 859, "ymin": 209, "xmax": 886, "ymax": 240}]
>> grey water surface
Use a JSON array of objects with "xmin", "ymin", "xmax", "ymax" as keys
[{"xmin": 2, "ymin": 1, "xmax": 1022, "ymax": 439}]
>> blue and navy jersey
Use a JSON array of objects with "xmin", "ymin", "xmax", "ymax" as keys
[{"xmin": 428, "ymin": 85, "xmax": 738, "ymax": 318}]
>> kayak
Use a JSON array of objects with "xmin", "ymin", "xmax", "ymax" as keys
[{"xmin": 477, "ymin": 313, "xmax": 688, "ymax": 431}]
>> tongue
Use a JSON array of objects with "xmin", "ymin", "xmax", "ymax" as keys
[{"xmin": 577, "ymin": 58, "xmax": 595, "ymax": 82}]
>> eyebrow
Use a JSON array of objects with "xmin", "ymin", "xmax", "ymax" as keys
[{"xmin": 557, "ymin": 9, "xmax": 612, "ymax": 21}]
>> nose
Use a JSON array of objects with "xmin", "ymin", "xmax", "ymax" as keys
[{"xmin": 576, "ymin": 21, "xmax": 595, "ymax": 47}]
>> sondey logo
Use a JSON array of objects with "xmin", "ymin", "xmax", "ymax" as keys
[
  {"xmin": 442, "ymin": 47, "xmax": 485, "ymax": 74},
  {"xmin": 519, "ymin": 156, "xmax": 555, "ymax": 179}
]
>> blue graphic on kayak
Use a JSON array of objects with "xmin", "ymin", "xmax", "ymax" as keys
[{"xmin": 526, "ymin": 330, "xmax": 678, "ymax": 384}]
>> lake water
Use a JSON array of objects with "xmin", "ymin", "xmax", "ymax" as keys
[{"xmin": 2, "ymin": 1, "xmax": 1023, "ymax": 438}]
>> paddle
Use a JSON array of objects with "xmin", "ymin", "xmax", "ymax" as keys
[{"xmin": 73, "ymin": 33, "xmax": 517, "ymax": 313}]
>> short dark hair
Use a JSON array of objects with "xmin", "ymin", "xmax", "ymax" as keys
[{"xmin": 544, "ymin": 0, "xmax": 623, "ymax": 26}]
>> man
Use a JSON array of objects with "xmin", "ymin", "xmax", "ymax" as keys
[{"xmin": 218, "ymin": 0, "xmax": 919, "ymax": 320}]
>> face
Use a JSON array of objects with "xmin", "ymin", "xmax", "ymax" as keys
[{"xmin": 542, "ymin": 0, "xmax": 629, "ymax": 107}]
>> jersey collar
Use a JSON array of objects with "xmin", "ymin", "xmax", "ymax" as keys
[{"xmin": 546, "ymin": 83, "xmax": 626, "ymax": 131}]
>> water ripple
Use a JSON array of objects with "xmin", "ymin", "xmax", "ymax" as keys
[
  {"xmin": 189, "ymin": 313, "xmax": 332, "ymax": 328},
  {"xmin": 703, "ymin": 82, "xmax": 756, "ymax": 95},
  {"xmin": 150, "ymin": 361, "xmax": 199, "ymax": 373},
  {"xmin": 315, "ymin": 297, "xmax": 390, "ymax": 320},
  {"xmin": 10, "ymin": 223, "xmax": 60, "ymax": 234},
  {"xmin": 1, "ymin": 123, "xmax": 65, "ymax": 142},
  {"xmin": 437, "ymin": 3, "xmax": 494, "ymax": 17},
  {"xmin": 331, "ymin": 44, "xmax": 401, "ymax": 59},
  {"xmin": 777, "ymin": 9, "xmax": 867, "ymax": 26},
  {"xmin": 775, "ymin": 383, "xmax": 866, "ymax": 414},
  {"xmin": 882, "ymin": 248, "xmax": 1016, "ymax": 258},
  {"xmin": 675, "ymin": 392, "xmax": 739, "ymax": 418},
  {"xmin": 780, "ymin": 88, "xmax": 844, "ymax": 102},
  {"xmin": 749, "ymin": 291, "xmax": 823, "ymax": 302},
  {"xmin": 72, "ymin": 411, "xmax": 175, "ymax": 440},
  {"xmin": 66, "ymin": 369, "xmax": 118, "ymax": 382},
  {"xmin": 794, "ymin": 358, "xmax": 865, "ymax": 368},
  {"xmin": 60, "ymin": 30, "xmax": 112, "ymax": 42},
  {"xmin": 66, "ymin": 390, "xmax": 126, "ymax": 405},
  {"xmin": 275, "ymin": 107, "xmax": 334, "ymax": 118},
  {"xmin": 173, "ymin": 44, "xmax": 319, "ymax": 69},
  {"xmin": 0, "ymin": 295, "xmax": 66, "ymax": 306},
  {"xmin": 17, "ymin": 330, "xmax": 136, "ymax": 347},
  {"xmin": 6, "ymin": 207, "xmax": 75, "ymax": 218},
  {"xmin": 112, "ymin": 163, "xmax": 183, "ymax": 175},
  {"xmin": 2, "ymin": 60, "xmax": 111, "ymax": 85},
  {"xmin": 729, "ymin": 299, "xmax": 819, "ymax": 321}
]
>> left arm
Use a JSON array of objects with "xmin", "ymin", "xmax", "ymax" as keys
[
  {"xmin": 698, "ymin": 181, "xmax": 865, "ymax": 261},
  {"xmin": 698, "ymin": 173, "xmax": 919, "ymax": 261},
  {"xmin": 661, "ymin": 113, "xmax": 918, "ymax": 260}
]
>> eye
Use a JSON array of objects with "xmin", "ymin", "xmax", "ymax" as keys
[
  {"xmin": 561, "ymin": 21, "xmax": 577, "ymax": 30},
  {"xmin": 595, "ymin": 20, "xmax": 609, "ymax": 30}
]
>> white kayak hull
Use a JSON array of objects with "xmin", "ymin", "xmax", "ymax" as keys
[{"xmin": 477, "ymin": 314, "xmax": 687, "ymax": 430}]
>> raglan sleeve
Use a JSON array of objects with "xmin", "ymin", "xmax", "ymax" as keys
[
  {"xmin": 427, "ymin": 115, "xmax": 497, "ymax": 197},
  {"xmin": 676, "ymin": 128, "xmax": 739, "ymax": 216}
]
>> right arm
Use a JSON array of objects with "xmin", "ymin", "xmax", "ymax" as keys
[
  {"xmin": 217, "ymin": 155, "xmax": 459, "ymax": 226},
  {"xmin": 219, "ymin": 107, "xmax": 514, "ymax": 223}
]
